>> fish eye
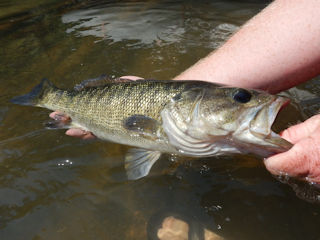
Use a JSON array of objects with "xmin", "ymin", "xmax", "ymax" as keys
[{"xmin": 233, "ymin": 89, "xmax": 252, "ymax": 103}]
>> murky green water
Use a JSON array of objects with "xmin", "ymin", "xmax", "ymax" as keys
[{"xmin": 1, "ymin": 0, "xmax": 320, "ymax": 239}]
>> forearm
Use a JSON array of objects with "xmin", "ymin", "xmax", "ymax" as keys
[{"xmin": 174, "ymin": 0, "xmax": 320, "ymax": 93}]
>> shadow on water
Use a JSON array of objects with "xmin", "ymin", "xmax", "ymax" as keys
[{"xmin": 1, "ymin": 0, "xmax": 320, "ymax": 239}]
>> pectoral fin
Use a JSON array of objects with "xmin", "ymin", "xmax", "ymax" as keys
[
  {"xmin": 125, "ymin": 148, "xmax": 161, "ymax": 180},
  {"xmin": 123, "ymin": 115, "xmax": 161, "ymax": 140}
]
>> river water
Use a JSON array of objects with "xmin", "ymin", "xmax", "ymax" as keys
[{"xmin": 1, "ymin": 0, "xmax": 320, "ymax": 239}]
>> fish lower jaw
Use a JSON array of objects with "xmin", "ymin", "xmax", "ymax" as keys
[{"xmin": 233, "ymin": 129, "xmax": 293, "ymax": 157}]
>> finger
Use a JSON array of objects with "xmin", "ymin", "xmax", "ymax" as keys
[
  {"xmin": 119, "ymin": 76, "xmax": 144, "ymax": 81},
  {"xmin": 280, "ymin": 114, "xmax": 320, "ymax": 144},
  {"xmin": 49, "ymin": 112, "xmax": 71, "ymax": 123},
  {"xmin": 65, "ymin": 128, "xmax": 96, "ymax": 140},
  {"xmin": 264, "ymin": 135, "xmax": 320, "ymax": 183}
]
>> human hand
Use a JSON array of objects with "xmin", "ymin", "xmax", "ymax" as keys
[
  {"xmin": 49, "ymin": 76, "xmax": 143, "ymax": 140},
  {"xmin": 264, "ymin": 114, "xmax": 320, "ymax": 183},
  {"xmin": 49, "ymin": 112, "xmax": 96, "ymax": 139}
]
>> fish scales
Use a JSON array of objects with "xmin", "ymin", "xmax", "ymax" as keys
[
  {"xmin": 39, "ymin": 81, "xmax": 189, "ymax": 151},
  {"xmin": 11, "ymin": 78, "xmax": 293, "ymax": 179}
]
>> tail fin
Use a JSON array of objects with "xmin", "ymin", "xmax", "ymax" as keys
[{"xmin": 11, "ymin": 78, "xmax": 54, "ymax": 106}]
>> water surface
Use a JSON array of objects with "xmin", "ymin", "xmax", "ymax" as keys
[{"xmin": 1, "ymin": 0, "xmax": 320, "ymax": 239}]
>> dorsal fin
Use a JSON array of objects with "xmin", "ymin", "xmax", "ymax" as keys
[{"xmin": 74, "ymin": 74, "xmax": 134, "ymax": 91}]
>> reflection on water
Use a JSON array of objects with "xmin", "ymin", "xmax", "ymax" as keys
[
  {"xmin": 1, "ymin": 0, "xmax": 320, "ymax": 240},
  {"xmin": 61, "ymin": 2, "xmax": 239, "ymax": 48},
  {"xmin": 62, "ymin": 3, "xmax": 188, "ymax": 44}
]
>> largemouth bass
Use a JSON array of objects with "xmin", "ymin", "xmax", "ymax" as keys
[{"xmin": 11, "ymin": 77, "xmax": 292, "ymax": 179}]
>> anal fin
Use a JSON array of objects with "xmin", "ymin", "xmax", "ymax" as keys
[{"xmin": 125, "ymin": 148, "xmax": 161, "ymax": 180}]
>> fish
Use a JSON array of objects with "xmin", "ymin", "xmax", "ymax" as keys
[{"xmin": 11, "ymin": 76, "xmax": 292, "ymax": 180}]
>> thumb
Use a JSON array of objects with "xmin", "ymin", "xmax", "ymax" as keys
[
  {"xmin": 264, "ymin": 135, "xmax": 320, "ymax": 182},
  {"xmin": 280, "ymin": 114, "xmax": 320, "ymax": 144},
  {"xmin": 119, "ymin": 76, "xmax": 144, "ymax": 81}
]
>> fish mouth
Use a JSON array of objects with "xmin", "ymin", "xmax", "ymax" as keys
[
  {"xmin": 267, "ymin": 96, "xmax": 290, "ymax": 134},
  {"xmin": 250, "ymin": 96, "xmax": 293, "ymax": 152}
]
